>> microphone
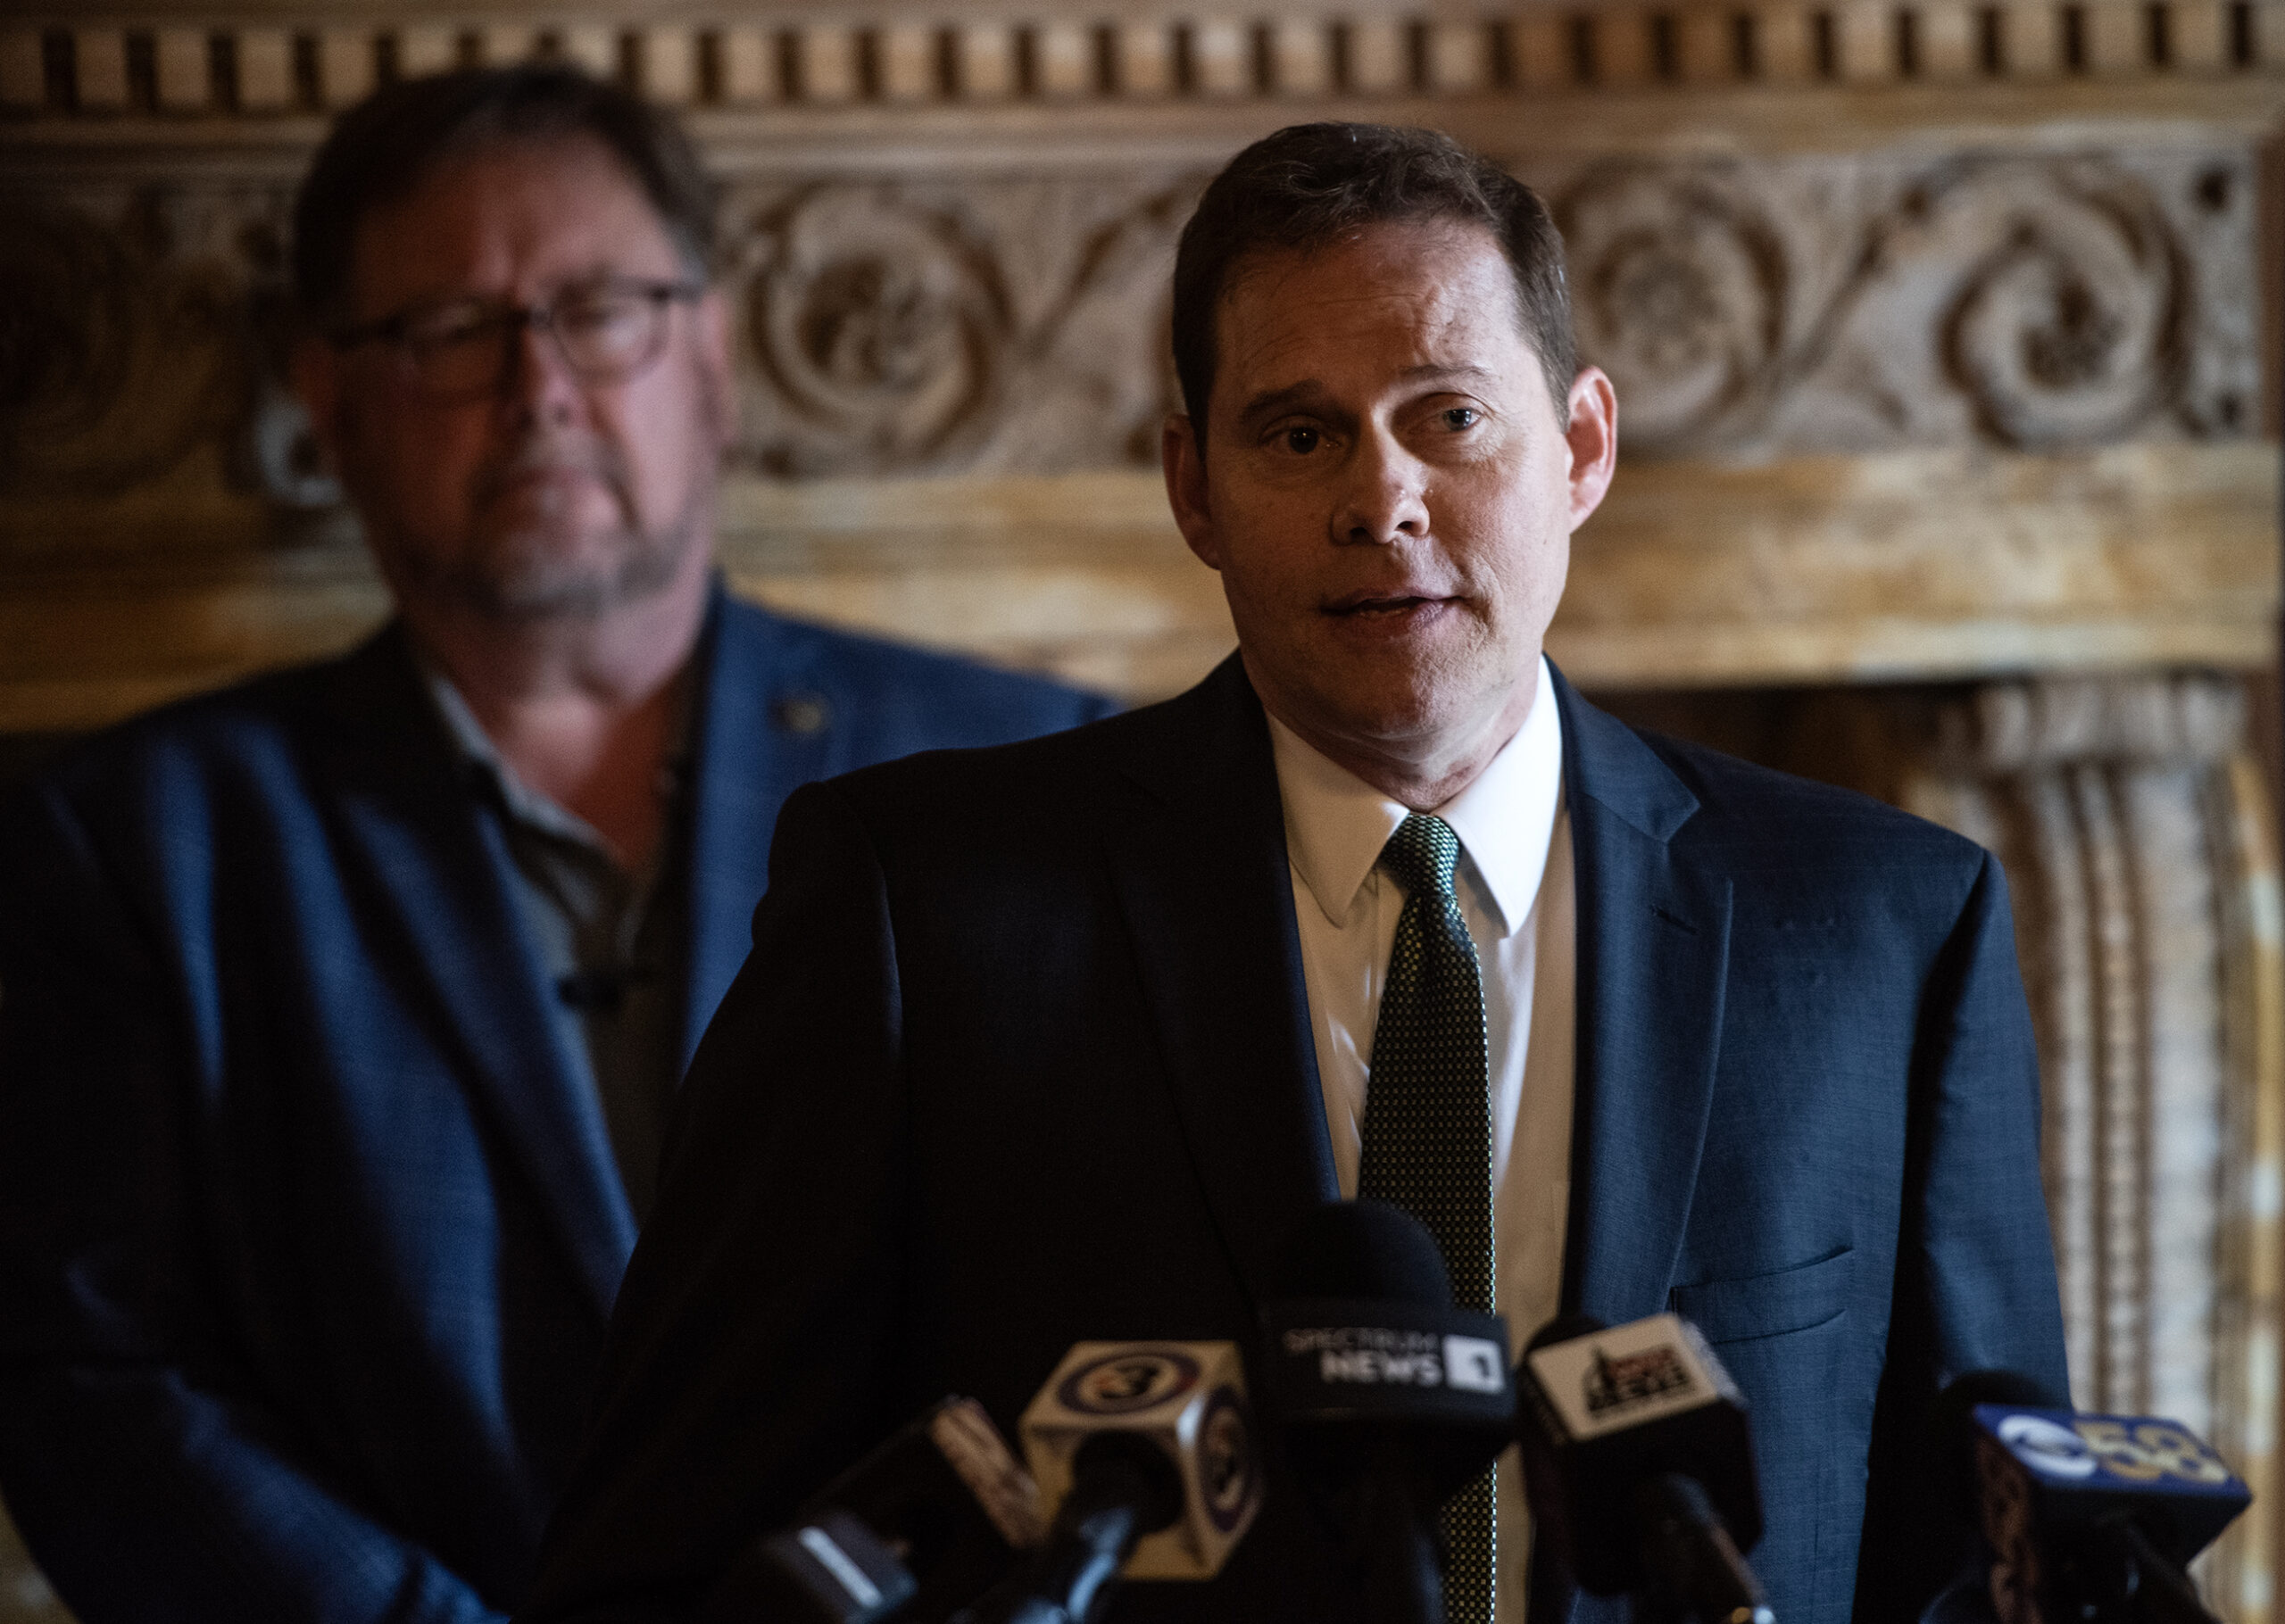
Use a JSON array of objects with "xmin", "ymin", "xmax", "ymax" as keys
[
  {"xmin": 954, "ymin": 1340, "xmax": 1264, "ymax": 1623},
  {"xmin": 1936, "ymin": 1373, "xmax": 2250, "ymax": 1624},
  {"xmin": 1261, "ymin": 1199, "xmax": 1516, "ymax": 1624},
  {"xmin": 1516, "ymin": 1313, "xmax": 1773, "ymax": 1624},
  {"xmin": 708, "ymin": 1508, "xmax": 917, "ymax": 1623},
  {"xmin": 702, "ymin": 1396, "xmax": 1047, "ymax": 1623}
]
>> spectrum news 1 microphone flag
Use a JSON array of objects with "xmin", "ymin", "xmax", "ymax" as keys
[{"xmin": 1263, "ymin": 1198, "xmax": 1517, "ymax": 1624}]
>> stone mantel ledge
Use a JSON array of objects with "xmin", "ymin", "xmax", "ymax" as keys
[
  {"xmin": 0, "ymin": 443, "xmax": 2269, "ymax": 733},
  {"xmin": 722, "ymin": 443, "xmax": 2284, "ymax": 695}
]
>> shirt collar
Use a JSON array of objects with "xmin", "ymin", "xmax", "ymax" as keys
[
  {"xmin": 1267, "ymin": 656, "xmax": 1566, "ymax": 939},
  {"xmin": 411, "ymin": 647, "xmax": 616, "ymax": 853}
]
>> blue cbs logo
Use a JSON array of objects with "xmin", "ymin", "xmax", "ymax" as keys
[{"xmin": 1989, "ymin": 1409, "xmax": 2235, "ymax": 1489}]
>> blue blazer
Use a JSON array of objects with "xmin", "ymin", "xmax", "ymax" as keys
[
  {"xmin": 0, "ymin": 593, "xmax": 1111, "ymax": 1624},
  {"xmin": 522, "ymin": 653, "xmax": 2067, "ymax": 1624}
]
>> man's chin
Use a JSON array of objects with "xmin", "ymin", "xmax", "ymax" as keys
[
  {"xmin": 1292, "ymin": 690, "xmax": 1467, "ymax": 754},
  {"xmin": 1303, "ymin": 646, "xmax": 1491, "ymax": 724},
  {"xmin": 1280, "ymin": 660, "xmax": 1526, "ymax": 765}
]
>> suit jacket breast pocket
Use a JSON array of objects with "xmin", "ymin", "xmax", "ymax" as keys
[{"xmin": 1666, "ymin": 1246, "xmax": 1854, "ymax": 1345}]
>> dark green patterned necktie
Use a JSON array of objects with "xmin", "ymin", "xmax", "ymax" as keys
[{"xmin": 1359, "ymin": 812, "xmax": 1496, "ymax": 1624}]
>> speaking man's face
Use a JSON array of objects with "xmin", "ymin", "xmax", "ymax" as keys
[
  {"xmin": 297, "ymin": 136, "xmax": 734, "ymax": 624},
  {"xmin": 1166, "ymin": 219, "xmax": 1614, "ymax": 782}
]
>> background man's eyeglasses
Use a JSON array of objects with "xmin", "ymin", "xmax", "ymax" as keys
[{"xmin": 330, "ymin": 279, "xmax": 704, "ymax": 401}]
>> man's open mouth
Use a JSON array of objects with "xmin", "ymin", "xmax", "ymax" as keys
[{"xmin": 1327, "ymin": 593, "xmax": 1446, "ymax": 616}]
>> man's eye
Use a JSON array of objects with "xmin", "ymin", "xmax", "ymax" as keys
[
  {"xmin": 557, "ymin": 295, "xmax": 644, "ymax": 338},
  {"xmin": 1281, "ymin": 427, "xmax": 1321, "ymax": 454},
  {"xmin": 1441, "ymin": 407, "xmax": 1481, "ymax": 431},
  {"xmin": 403, "ymin": 306, "xmax": 500, "ymax": 348}
]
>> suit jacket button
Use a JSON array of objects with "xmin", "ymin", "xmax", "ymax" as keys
[{"xmin": 772, "ymin": 692, "xmax": 832, "ymax": 736}]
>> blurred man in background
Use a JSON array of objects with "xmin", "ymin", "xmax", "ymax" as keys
[{"xmin": 0, "ymin": 65, "xmax": 1107, "ymax": 1624}]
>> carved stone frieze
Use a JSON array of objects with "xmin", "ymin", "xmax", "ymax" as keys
[
  {"xmin": 1526, "ymin": 145, "xmax": 2256, "ymax": 456},
  {"xmin": 1553, "ymin": 162, "xmax": 1792, "ymax": 448},
  {"xmin": 0, "ymin": 138, "xmax": 2253, "ymax": 522},
  {"xmin": 0, "ymin": 186, "xmax": 275, "ymax": 501},
  {"xmin": 727, "ymin": 174, "xmax": 1197, "ymax": 476}
]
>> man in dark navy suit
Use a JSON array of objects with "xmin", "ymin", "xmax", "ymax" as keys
[
  {"xmin": 0, "ymin": 67, "xmax": 1107, "ymax": 1624},
  {"xmin": 522, "ymin": 125, "xmax": 2067, "ymax": 1624}
]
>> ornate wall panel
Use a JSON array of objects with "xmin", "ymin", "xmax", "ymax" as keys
[
  {"xmin": 703, "ymin": 142, "xmax": 2261, "ymax": 476},
  {"xmin": 1541, "ymin": 146, "xmax": 2258, "ymax": 455},
  {"xmin": 1895, "ymin": 676, "xmax": 2285, "ymax": 1620},
  {"xmin": 729, "ymin": 174, "xmax": 1198, "ymax": 476},
  {"xmin": 0, "ymin": 2, "xmax": 2281, "ymax": 1620},
  {"xmin": 0, "ymin": 146, "xmax": 2272, "ymax": 719}
]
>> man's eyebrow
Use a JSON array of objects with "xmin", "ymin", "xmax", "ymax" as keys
[
  {"xmin": 1398, "ymin": 362, "xmax": 1496, "ymax": 385},
  {"xmin": 1234, "ymin": 380, "xmax": 1334, "ymax": 428},
  {"xmin": 1236, "ymin": 364, "xmax": 1500, "ymax": 426}
]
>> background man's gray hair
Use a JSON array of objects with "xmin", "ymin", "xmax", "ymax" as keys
[{"xmin": 292, "ymin": 63, "xmax": 719, "ymax": 324}]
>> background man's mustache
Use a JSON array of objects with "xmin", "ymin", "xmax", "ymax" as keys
[{"xmin": 470, "ymin": 435, "xmax": 632, "ymax": 505}]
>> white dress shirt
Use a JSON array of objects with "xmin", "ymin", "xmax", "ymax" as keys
[{"xmin": 1267, "ymin": 658, "xmax": 1576, "ymax": 1624}]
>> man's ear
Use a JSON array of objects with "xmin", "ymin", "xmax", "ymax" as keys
[
  {"xmin": 1162, "ymin": 412, "xmax": 1222, "ymax": 571},
  {"xmin": 694, "ymin": 287, "xmax": 738, "ymax": 451},
  {"xmin": 1561, "ymin": 365, "xmax": 1617, "ymax": 534},
  {"xmin": 289, "ymin": 334, "xmax": 347, "ymax": 475}
]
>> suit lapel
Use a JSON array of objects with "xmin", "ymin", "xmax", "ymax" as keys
[
  {"xmin": 1102, "ymin": 657, "xmax": 1340, "ymax": 1311},
  {"xmin": 677, "ymin": 592, "xmax": 829, "ymax": 1075},
  {"xmin": 1553, "ymin": 668, "xmax": 1733, "ymax": 1326},
  {"xmin": 1097, "ymin": 658, "xmax": 1733, "ymax": 1325},
  {"xmin": 316, "ymin": 628, "xmax": 636, "ymax": 1321}
]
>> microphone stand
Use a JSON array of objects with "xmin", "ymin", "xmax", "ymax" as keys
[
  {"xmin": 2051, "ymin": 1521, "xmax": 2224, "ymax": 1624},
  {"xmin": 953, "ymin": 1439, "xmax": 1181, "ymax": 1624},
  {"xmin": 1632, "ymin": 1473, "xmax": 1775, "ymax": 1624},
  {"xmin": 1350, "ymin": 1462, "xmax": 1445, "ymax": 1624}
]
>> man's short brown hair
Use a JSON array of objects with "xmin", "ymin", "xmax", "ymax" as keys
[
  {"xmin": 292, "ymin": 63, "xmax": 718, "ymax": 324},
  {"xmin": 1171, "ymin": 122, "xmax": 1575, "ymax": 430}
]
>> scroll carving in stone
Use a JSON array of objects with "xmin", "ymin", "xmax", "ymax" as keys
[
  {"xmin": 729, "ymin": 177, "xmax": 1196, "ymax": 477},
  {"xmin": 1920, "ymin": 159, "xmax": 2187, "ymax": 450},
  {"xmin": 1531, "ymin": 147, "xmax": 2250, "ymax": 458},
  {"xmin": 0, "ymin": 192, "xmax": 257, "ymax": 501},
  {"xmin": 741, "ymin": 186, "xmax": 1011, "ymax": 471},
  {"xmin": 0, "ymin": 180, "xmax": 348, "ymax": 519},
  {"xmin": 0, "ymin": 142, "xmax": 2255, "ymax": 508},
  {"xmin": 1554, "ymin": 162, "xmax": 1790, "ymax": 452}
]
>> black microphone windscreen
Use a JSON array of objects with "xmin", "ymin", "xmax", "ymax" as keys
[{"xmin": 1269, "ymin": 1199, "xmax": 1453, "ymax": 1306}]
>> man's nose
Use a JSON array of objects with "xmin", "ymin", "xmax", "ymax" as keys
[
  {"xmin": 501, "ymin": 319, "xmax": 584, "ymax": 422},
  {"xmin": 1335, "ymin": 429, "xmax": 1430, "ymax": 545}
]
